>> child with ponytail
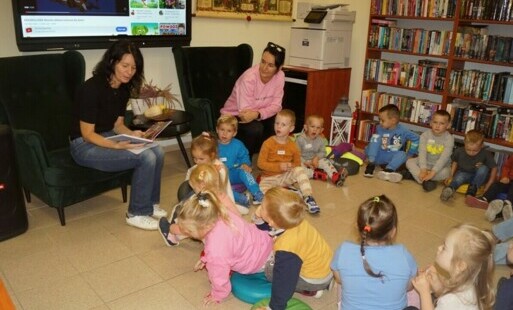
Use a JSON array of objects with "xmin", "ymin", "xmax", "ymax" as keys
[{"xmin": 330, "ymin": 195, "xmax": 418, "ymax": 310}]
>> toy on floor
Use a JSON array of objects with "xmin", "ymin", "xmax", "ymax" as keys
[
  {"xmin": 251, "ymin": 297, "xmax": 312, "ymax": 310},
  {"xmin": 230, "ymin": 272, "xmax": 271, "ymax": 304}
]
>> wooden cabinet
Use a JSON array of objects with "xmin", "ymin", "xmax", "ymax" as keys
[
  {"xmin": 282, "ymin": 66, "xmax": 351, "ymax": 135},
  {"xmin": 358, "ymin": 0, "xmax": 513, "ymax": 151}
]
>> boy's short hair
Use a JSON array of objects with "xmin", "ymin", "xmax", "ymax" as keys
[
  {"xmin": 217, "ymin": 115, "xmax": 238, "ymax": 131},
  {"xmin": 378, "ymin": 104, "xmax": 400, "ymax": 119},
  {"xmin": 277, "ymin": 109, "xmax": 296, "ymax": 125},
  {"xmin": 433, "ymin": 110, "xmax": 452, "ymax": 122},
  {"xmin": 464, "ymin": 129, "xmax": 485, "ymax": 145},
  {"xmin": 263, "ymin": 187, "xmax": 305, "ymax": 229},
  {"xmin": 306, "ymin": 114, "xmax": 324, "ymax": 125}
]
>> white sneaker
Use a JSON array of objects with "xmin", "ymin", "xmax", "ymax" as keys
[
  {"xmin": 236, "ymin": 204, "xmax": 250, "ymax": 215},
  {"xmin": 503, "ymin": 200, "xmax": 513, "ymax": 220},
  {"xmin": 126, "ymin": 214, "xmax": 158, "ymax": 230},
  {"xmin": 152, "ymin": 204, "xmax": 168, "ymax": 218},
  {"xmin": 376, "ymin": 171, "xmax": 403, "ymax": 183},
  {"xmin": 485, "ymin": 200, "xmax": 504, "ymax": 222}
]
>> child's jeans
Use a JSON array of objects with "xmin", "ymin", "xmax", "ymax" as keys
[
  {"xmin": 365, "ymin": 135, "xmax": 407, "ymax": 171},
  {"xmin": 448, "ymin": 166, "xmax": 489, "ymax": 193},
  {"xmin": 495, "ymin": 276, "xmax": 513, "ymax": 309},
  {"xmin": 229, "ymin": 168, "xmax": 262, "ymax": 204},
  {"xmin": 483, "ymin": 181, "xmax": 513, "ymax": 202},
  {"xmin": 493, "ymin": 217, "xmax": 513, "ymax": 265},
  {"xmin": 259, "ymin": 167, "xmax": 313, "ymax": 197},
  {"xmin": 302, "ymin": 158, "xmax": 338, "ymax": 179}
]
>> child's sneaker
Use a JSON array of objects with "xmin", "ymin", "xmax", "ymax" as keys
[
  {"xmin": 401, "ymin": 169, "xmax": 414, "ymax": 180},
  {"xmin": 364, "ymin": 164, "xmax": 375, "ymax": 177},
  {"xmin": 331, "ymin": 171, "xmax": 345, "ymax": 187},
  {"xmin": 485, "ymin": 199, "xmax": 504, "ymax": 222},
  {"xmin": 376, "ymin": 170, "xmax": 403, "ymax": 183},
  {"xmin": 252, "ymin": 191, "xmax": 264, "ymax": 205},
  {"xmin": 152, "ymin": 204, "xmax": 168, "ymax": 218},
  {"xmin": 158, "ymin": 217, "xmax": 179, "ymax": 246},
  {"xmin": 465, "ymin": 196, "xmax": 488, "ymax": 209},
  {"xmin": 440, "ymin": 186, "xmax": 454, "ymax": 201},
  {"xmin": 304, "ymin": 196, "xmax": 320, "ymax": 214},
  {"xmin": 313, "ymin": 169, "xmax": 328, "ymax": 181},
  {"xmin": 503, "ymin": 200, "xmax": 513, "ymax": 220},
  {"xmin": 422, "ymin": 180, "xmax": 437, "ymax": 192}
]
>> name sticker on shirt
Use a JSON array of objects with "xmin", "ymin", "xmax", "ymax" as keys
[
  {"xmin": 427, "ymin": 139, "xmax": 435, "ymax": 144},
  {"xmin": 277, "ymin": 150, "xmax": 286, "ymax": 155},
  {"xmin": 305, "ymin": 144, "xmax": 312, "ymax": 149},
  {"xmin": 220, "ymin": 157, "xmax": 227, "ymax": 162}
]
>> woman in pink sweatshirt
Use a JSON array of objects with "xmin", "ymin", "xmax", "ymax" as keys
[
  {"xmin": 221, "ymin": 42, "xmax": 286, "ymax": 157},
  {"xmin": 177, "ymin": 190, "xmax": 273, "ymax": 305}
]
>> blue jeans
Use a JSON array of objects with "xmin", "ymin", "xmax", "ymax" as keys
[
  {"xmin": 365, "ymin": 135, "xmax": 407, "ymax": 171},
  {"xmin": 70, "ymin": 132, "xmax": 164, "ymax": 216},
  {"xmin": 495, "ymin": 276, "xmax": 513, "ymax": 309},
  {"xmin": 448, "ymin": 166, "xmax": 490, "ymax": 194},
  {"xmin": 493, "ymin": 217, "xmax": 513, "ymax": 265}
]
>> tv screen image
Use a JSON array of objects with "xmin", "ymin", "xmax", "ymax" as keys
[{"xmin": 11, "ymin": 0, "xmax": 191, "ymax": 51}]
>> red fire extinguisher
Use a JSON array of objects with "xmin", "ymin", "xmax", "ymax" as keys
[{"xmin": 350, "ymin": 101, "xmax": 359, "ymax": 144}]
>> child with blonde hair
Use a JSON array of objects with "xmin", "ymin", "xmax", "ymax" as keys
[
  {"xmin": 330, "ymin": 195, "xmax": 417, "ymax": 310},
  {"xmin": 412, "ymin": 224, "xmax": 495, "ymax": 310},
  {"xmin": 257, "ymin": 109, "xmax": 321, "ymax": 214},
  {"xmin": 176, "ymin": 190, "xmax": 273, "ymax": 305},
  {"xmin": 253, "ymin": 187, "xmax": 333, "ymax": 310},
  {"xmin": 216, "ymin": 115, "xmax": 264, "ymax": 206}
]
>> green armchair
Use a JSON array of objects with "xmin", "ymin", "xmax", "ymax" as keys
[
  {"xmin": 0, "ymin": 51, "xmax": 132, "ymax": 226},
  {"xmin": 172, "ymin": 44, "xmax": 253, "ymax": 136}
]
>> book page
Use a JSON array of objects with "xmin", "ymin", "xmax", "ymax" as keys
[
  {"xmin": 143, "ymin": 120, "xmax": 173, "ymax": 140},
  {"xmin": 107, "ymin": 134, "xmax": 153, "ymax": 144}
]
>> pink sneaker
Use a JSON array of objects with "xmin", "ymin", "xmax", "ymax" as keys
[{"xmin": 465, "ymin": 196, "xmax": 489, "ymax": 210}]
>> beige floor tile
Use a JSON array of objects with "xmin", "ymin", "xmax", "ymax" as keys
[
  {"xmin": 107, "ymin": 282, "xmax": 195, "ymax": 310},
  {"xmin": 15, "ymin": 275, "xmax": 103, "ymax": 310},
  {"xmin": 82, "ymin": 256, "xmax": 161, "ymax": 302},
  {"xmin": 0, "ymin": 227, "xmax": 54, "ymax": 263}
]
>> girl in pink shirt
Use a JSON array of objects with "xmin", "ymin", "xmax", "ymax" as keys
[{"xmin": 178, "ymin": 189, "xmax": 273, "ymax": 305}]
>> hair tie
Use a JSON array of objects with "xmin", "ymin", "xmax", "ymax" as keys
[
  {"xmin": 197, "ymin": 192, "xmax": 211, "ymax": 208},
  {"xmin": 373, "ymin": 196, "xmax": 380, "ymax": 203},
  {"xmin": 363, "ymin": 225, "xmax": 372, "ymax": 233}
]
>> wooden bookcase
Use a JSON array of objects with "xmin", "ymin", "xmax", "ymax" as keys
[
  {"xmin": 282, "ymin": 66, "xmax": 351, "ymax": 134},
  {"xmin": 357, "ymin": 0, "xmax": 513, "ymax": 151}
]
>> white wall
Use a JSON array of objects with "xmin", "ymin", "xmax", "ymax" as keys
[{"xmin": 1, "ymin": 0, "xmax": 370, "ymax": 110}]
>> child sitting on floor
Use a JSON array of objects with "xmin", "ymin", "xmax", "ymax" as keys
[
  {"xmin": 295, "ymin": 114, "xmax": 346, "ymax": 187},
  {"xmin": 405, "ymin": 110, "xmax": 454, "ymax": 192},
  {"xmin": 364, "ymin": 104, "xmax": 419, "ymax": 183},
  {"xmin": 331, "ymin": 194, "xmax": 417, "ymax": 310},
  {"xmin": 253, "ymin": 187, "xmax": 333, "ymax": 310},
  {"xmin": 216, "ymin": 115, "xmax": 264, "ymax": 206},
  {"xmin": 257, "ymin": 109, "xmax": 321, "ymax": 214},
  {"xmin": 440, "ymin": 129, "xmax": 497, "ymax": 202}
]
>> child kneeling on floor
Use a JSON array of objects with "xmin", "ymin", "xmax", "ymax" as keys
[{"xmin": 253, "ymin": 187, "xmax": 333, "ymax": 310}]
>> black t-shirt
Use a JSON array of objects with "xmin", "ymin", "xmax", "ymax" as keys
[
  {"xmin": 70, "ymin": 75, "xmax": 129, "ymax": 139},
  {"xmin": 451, "ymin": 146, "xmax": 497, "ymax": 173}
]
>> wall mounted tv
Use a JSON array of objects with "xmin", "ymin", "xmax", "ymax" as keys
[{"xmin": 12, "ymin": 0, "xmax": 192, "ymax": 51}]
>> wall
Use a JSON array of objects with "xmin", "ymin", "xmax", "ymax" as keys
[{"xmin": 1, "ymin": 0, "xmax": 370, "ymax": 117}]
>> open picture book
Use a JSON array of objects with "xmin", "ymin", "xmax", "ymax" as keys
[{"xmin": 107, "ymin": 120, "xmax": 173, "ymax": 144}]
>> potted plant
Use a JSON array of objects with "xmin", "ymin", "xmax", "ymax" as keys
[{"xmin": 130, "ymin": 80, "xmax": 181, "ymax": 119}]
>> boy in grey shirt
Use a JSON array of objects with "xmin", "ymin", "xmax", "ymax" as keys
[
  {"xmin": 296, "ymin": 115, "xmax": 346, "ymax": 186},
  {"xmin": 405, "ymin": 110, "xmax": 454, "ymax": 192}
]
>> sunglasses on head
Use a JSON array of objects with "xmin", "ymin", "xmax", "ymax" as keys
[{"xmin": 267, "ymin": 42, "xmax": 285, "ymax": 53}]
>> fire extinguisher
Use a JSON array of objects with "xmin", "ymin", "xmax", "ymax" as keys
[{"xmin": 350, "ymin": 101, "xmax": 359, "ymax": 144}]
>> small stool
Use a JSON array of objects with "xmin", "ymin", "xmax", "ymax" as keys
[
  {"xmin": 330, "ymin": 115, "xmax": 352, "ymax": 146},
  {"xmin": 230, "ymin": 272, "xmax": 271, "ymax": 304}
]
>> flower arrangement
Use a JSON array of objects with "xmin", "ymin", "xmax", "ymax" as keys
[{"xmin": 130, "ymin": 80, "xmax": 181, "ymax": 119}]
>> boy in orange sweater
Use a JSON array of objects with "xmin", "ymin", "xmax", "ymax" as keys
[{"xmin": 257, "ymin": 109, "xmax": 320, "ymax": 214}]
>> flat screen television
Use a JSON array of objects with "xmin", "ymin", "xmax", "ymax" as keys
[{"xmin": 11, "ymin": 0, "xmax": 192, "ymax": 51}]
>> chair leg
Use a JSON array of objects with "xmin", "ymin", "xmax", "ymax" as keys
[
  {"xmin": 56, "ymin": 206, "xmax": 66, "ymax": 226},
  {"xmin": 176, "ymin": 135, "xmax": 192, "ymax": 168},
  {"xmin": 121, "ymin": 181, "xmax": 128, "ymax": 203},
  {"xmin": 23, "ymin": 187, "xmax": 31, "ymax": 203}
]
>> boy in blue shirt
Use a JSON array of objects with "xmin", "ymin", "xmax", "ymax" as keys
[
  {"xmin": 364, "ymin": 104, "xmax": 419, "ymax": 182},
  {"xmin": 217, "ymin": 115, "xmax": 264, "ymax": 206}
]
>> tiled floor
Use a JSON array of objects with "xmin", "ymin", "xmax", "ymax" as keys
[{"xmin": 0, "ymin": 148, "xmax": 510, "ymax": 310}]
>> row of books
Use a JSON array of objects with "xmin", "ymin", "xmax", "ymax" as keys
[
  {"xmin": 370, "ymin": 0, "xmax": 456, "ymax": 18},
  {"xmin": 369, "ymin": 21, "xmax": 452, "ymax": 56},
  {"xmin": 361, "ymin": 89, "xmax": 442, "ymax": 124},
  {"xmin": 454, "ymin": 29, "xmax": 513, "ymax": 63},
  {"xmin": 447, "ymin": 100, "xmax": 513, "ymax": 141},
  {"xmin": 448, "ymin": 70, "xmax": 513, "ymax": 103},
  {"xmin": 364, "ymin": 58, "xmax": 447, "ymax": 92},
  {"xmin": 357, "ymin": 119, "xmax": 379, "ymax": 143},
  {"xmin": 460, "ymin": 0, "xmax": 513, "ymax": 21}
]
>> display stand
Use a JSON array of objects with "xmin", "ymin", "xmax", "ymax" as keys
[{"xmin": 330, "ymin": 115, "xmax": 352, "ymax": 145}]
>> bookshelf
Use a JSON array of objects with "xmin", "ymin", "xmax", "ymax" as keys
[{"xmin": 357, "ymin": 0, "xmax": 513, "ymax": 152}]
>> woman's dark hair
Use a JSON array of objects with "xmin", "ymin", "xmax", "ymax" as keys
[
  {"xmin": 263, "ymin": 42, "xmax": 286, "ymax": 69},
  {"xmin": 92, "ymin": 39, "xmax": 145, "ymax": 97},
  {"xmin": 357, "ymin": 194, "xmax": 398, "ymax": 279}
]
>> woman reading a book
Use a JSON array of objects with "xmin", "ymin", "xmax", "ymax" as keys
[
  {"xmin": 69, "ymin": 39, "xmax": 166, "ymax": 231},
  {"xmin": 220, "ymin": 42, "xmax": 286, "ymax": 157}
]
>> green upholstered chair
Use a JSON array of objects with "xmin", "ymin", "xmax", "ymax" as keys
[
  {"xmin": 172, "ymin": 44, "xmax": 253, "ymax": 137},
  {"xmin": 0, "ymin": 51, "xmax": 131, "ymax": 226}
]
